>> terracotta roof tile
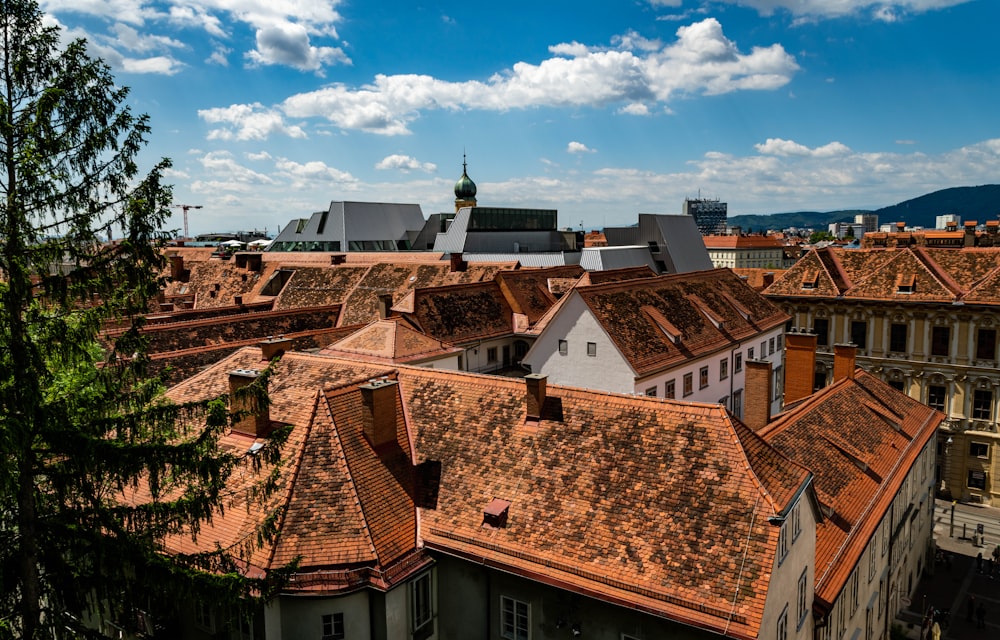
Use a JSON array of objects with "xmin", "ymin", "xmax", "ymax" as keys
[
  {"xmin": 320, "ymin": 319, "xmax": 462, "ymax": 364},
  {"xmin": 758, "ymin": 371, "xmax": 943, "ymax": 608}
]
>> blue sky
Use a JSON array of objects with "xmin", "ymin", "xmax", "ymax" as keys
[{"xmin": 40, "ymin": 0, "xmax": 1000, "ymax": 236}]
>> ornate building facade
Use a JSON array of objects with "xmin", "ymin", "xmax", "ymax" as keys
[{"xmin": 764, "ymin": 245, "xmax": 1000, "ymax": 504}]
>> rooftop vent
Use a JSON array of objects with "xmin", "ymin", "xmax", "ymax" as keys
[{"xmin": 482, "ymin": 498, "xmax": 511, "ymax": 529}]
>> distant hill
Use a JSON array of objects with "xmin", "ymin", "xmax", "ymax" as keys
[
  {"xmin": 874, "ymin": 185, "xmax": 1000, "ymax": 228},
  {"xmin": 727, "ymin": 210, "xmax": 864, "ymax": 233},
  {"xmin": 728, "ymin": 185, "xmax": 1000, "ymax": 232}
]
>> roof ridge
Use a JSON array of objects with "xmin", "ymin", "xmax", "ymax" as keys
[{"xmin": 909, "ymin": 246, "xmax": 964, "ymax": 296}]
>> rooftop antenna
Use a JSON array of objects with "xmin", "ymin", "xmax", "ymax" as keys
[{"xmin": 171, "ymin": 204, "xmax": 203, "ymax": 240}]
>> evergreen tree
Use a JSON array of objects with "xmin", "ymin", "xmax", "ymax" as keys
[{"xmin": 0, "ymin": 2, "xmax": 287, "ymax": 637}]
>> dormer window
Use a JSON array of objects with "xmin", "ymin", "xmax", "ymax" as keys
[
  {"xmin": 482, "ymin": 498, "xmax": 511, "ymax": 529},
  {"xmin": 801, "ymin": 270, "xmax": 820, "ymax": 290},
  {"xmin": 895, "ymin": 273, "xmax": 916, "ymax": 294}
]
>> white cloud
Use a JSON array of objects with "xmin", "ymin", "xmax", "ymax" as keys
[
  {"xmin": 273, "ymin": 158, "xmax": 358, "ymax": 188},
  {"xmin": 206, "ymin": 43, "xmax": 232, "ymax": 66},
  {"xmin": 711, "ymin": 1, "xmax": 971, "ymax": 20},
  {"xmin": 755, "ymin": 138, "xmax": 851, "ymax": 157},
  {"xmin": 567, "ymin": 141, "xmax": 595, "ymax": 154},
  {"xmin": 42, "ymin": 0, "xmax": 350, "ymax": 73},
  {"xmin": 198, "ymin": 103, "xmax": 307, "ymax": 141},
  {"xmin": 269, "ymin": 18, "xmax": 797, "ymax": 138},
  {"xmin": 244, "ymin": 21, "xmax": 350, "ymax": 73},
  {"xmin": 375, "ymin": 155, "xmax": 438, "ymax": 173}
]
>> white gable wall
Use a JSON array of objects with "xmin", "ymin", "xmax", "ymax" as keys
[{"xmin": 521, "ymin": 294, "xmax": 635, "ymax": 394}]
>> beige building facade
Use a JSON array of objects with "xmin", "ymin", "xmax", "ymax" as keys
[{"xmin": 765, "ymin": 245, "xmax": 1000, "ymax": 505}]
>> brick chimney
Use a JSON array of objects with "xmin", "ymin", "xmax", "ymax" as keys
[
  {"xmin": 168, "ymin": 255, "xmax": 188, "ymax": 282},
  {"xmin": 259, "ymin": 335, "xmax": 292, "ymax": 361},
  {"xmin": 784, "ymin": 330, "xmax": 818, "ymax": 405},
  {"xmin": 895, "ymin": 221, "xmax": 906, "ymax": 231},
  {"xmin": 965, "ymin": 221, "xmax": 978, "ymax": 247},
  {"xmin": 228, "ymin": 369, "xmax": 270, "ymax": 437},
  {"xmin": 743, "ymin": 359, "xmax": 772, "ymax": 431},
  {"xmin": 833, "ymin": 343, "xmax": 857, "ymax": 382},
  {"xmin": 377, "ymin": 294, "xmax": 393, "ymax": 319},
  {"xmin": 525, "ymin": 373, "xmax": 547, "ymax": 422},
  {"xmin": 360, "ymin": 378, "xmax": 399, "ymax": 449},
  {"xmin": 449, "ymin": 252, "xmax": 467, "ymax": 273}
]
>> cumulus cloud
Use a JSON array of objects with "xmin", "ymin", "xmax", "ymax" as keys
[
  {"xmin": 256, "ymin": 18, "xmax": 797, "ymax": 138},
  {"xmin": 273, "ymin": 158, "xmax": 358, "ymax": 188},
  {"xmin": 198, "ymin": 103, "xmax": 307, "ymax": 141},
  {"xmin": 755, "ymin": 138, "xmax": 851, "ymax": 157},
  {"xmin": 245, "ymin": 21, "xmax": 350, "ymax": 72},
  {"xmin": 42, "ymin": 0, "xmax": 351, "ymax": 73},
  {"xmin": 710, "ymin": 0, "xmax": 971, "ymax": 20},
  {"xmin": 567, "ymin": 141, "xmax": 596, "ymax": 154},
  {"xmin": 375, "ymin": 155, "xmax": 438, "ymax": 173}
]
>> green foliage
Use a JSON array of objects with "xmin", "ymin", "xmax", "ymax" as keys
[
  {"xmin": 0, "ymin": 2, "xmax": 288, "ymax": 637},
  {"xmin": 809, "ymin": 230, "xmax": 836, "ymax": 244}
]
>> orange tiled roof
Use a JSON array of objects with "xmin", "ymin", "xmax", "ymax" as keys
[
  {"xmin": 574, "ymin": 269, "xmax": 790, "ymax": 376},
  {"xmin": 320, "ymin": 318, "xmax": 462, "ymax": 364},
  {"xmin": 155, "ymin": 347, "xmax": 810, "ymax": 637},
  {"xmin": 764, "ymin": 246, "xmax": 1000, "ymax": 304},
  {"xmin": 494, "ymin": 266, "xmax": 584, "ymax": 324},
  {"xmin": 703, "ymin": 235, "xmax": 785, "ymax": 249},
  {"xmin": 758, "ymin": 371, "xmax": 943, "ymax": 609},
  {"xmin": 403, "ymin": 281, "xmax": 515, "ymax": 344}
]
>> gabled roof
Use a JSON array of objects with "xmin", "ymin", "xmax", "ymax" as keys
[
  {"xmin": 765, "ymin": 246, "xmax": 1000, "ymax": 305},
  {"xmin": 757, "ymin": 371, "xmax": 943, "ymax": 609},
  {"xmin": 320, "ymin": 319, "xmax": 462, "ymax": 364},
  {"xmin": 403, "ymin": 281, "xmax": 515, "ymax": 344},
  {"xmin": 494, "ymin": 266, "xmax": 584, "ymax": 324},
  {"xmin": 158, "ymin": 346, "xmax": 809, "ymax": 638},
  {"xmin": 702, "ymin": 235, "xmax": 785, "ymax": 249},
  {"xmin": 572, "ymin": 269, "xmax": 790, "ymax": 376}
]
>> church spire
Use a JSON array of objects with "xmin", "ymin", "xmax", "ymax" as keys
[{"xmin": 454, "ymin": 153, "xmax": 477, "ymax": 212}]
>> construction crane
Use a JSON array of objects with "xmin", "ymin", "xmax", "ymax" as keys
[{"xmin": 171, "ymin": 204, "xmax": 203, "ymax": 239}]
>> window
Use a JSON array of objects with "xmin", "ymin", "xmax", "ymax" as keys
[
  {"xmin": 487, "ymin": 347, "xmax": 498, "ymax": 363},
  {"xmin": 720, "ymin": 358, "xmax": 728, "ymax": 380},
  {"xmin": 928, "ymin": 385, "xmax": 946, "ymax": 412},
  {"xmin": 683, "ymin": 373, "xmax": 693, "ymax": 396},
  {"xmin": 699, "ymin": 366, "xmax": 709, "ymax": 389},
  {"xmin": 586, "ymin": 342, "xmax": 597, "ymax": 357},
  {"xmin": 732, "ymin": 389, "xmax": 742, "ymax": 418},
  {"xmin": 322, "ymin": 613, "xmax": 345, "ymax": 640},
  {"xmin": 411, "ymin": 573, "xmax": 433, "ymax": 640},
  {"xmin": 973, "ymin": 389, "xmax": 993, "ymax": 420},
  {"xmin": 977, "ymin": 328, "xmax": 997, "ymax": 360},
  {"xmin": 761, "ymin": 341, "xmax": 767, "ymax": 357},
  {"xmin": 735, "ymin": 352, "xmax": 743, "ymax": 373},
  {"xmin": 501, "ymin": 596, "xmax": 529, "ymax": 640},
  {"xmin": 558, "ymin": 339, "xmax": 568, "ymax": 356},
  {"xmin": 889, "ymin": 323, "xmax": 908, "ymax": 353},
  {"xmin": 865, "ymin": 606, "xmax": 874, "ymax": 640},
  {"xmin": 778, "ymin": 522, "xmax": 788, "ymax": 563},
  {"xmin": 970, "ymin": 442, "xmax": 989, "ymax": 458},
  {"xmin": 813, "ymin": 318, "xmax": 829, "ymax": 346},
  {"xmin": 777, "ymin": 334, "xmax": 784, "ymax": 350},
  {"xmin": 777, "ymin": 605, "xmax": 788, "ymax": 640},
  {"xmin": 851, "ymin": 320, "xmax": 868, "ymax": 350},
  {"xmin": 195, "ymin": 602, "xmax": 215, "ymax": 632},
  {"xmin": 968, "ymin": 469, "xmax": 987, "ymax": 490},
  {"xmin": 645, "ymin": 386, "xmax": 657, "ymax": 397},
  {"xmin": 791, "ymin": 503, "xmax": 801, "ymax": 540},
  {"xmin": 748, "ymin": 347, "xmax": 755, "ymax": 360},
  {"xmin": 797, "ymin": 569, "xmax": 809, "ymax": 627},
  {"xmin": 773, "ymin": 366, "xmax": 783, "ymax": 401},
  {"xmin": 850, "ymin": 570, "xmax": 860, "ymax": 611},
  {"xmin": 868, "ymin": 544, "xmax": 877, "ymax": 581},
  {"xmin": 769, "ymin": 337, "xmax": 775, "ymax": 355},
  {"xmin": 665, "ymin": 379, "xmax": 675, "ymax": 399},
  {"xmin": 931, "ymin": 326, "xmax": 950, "ymax": 357}
]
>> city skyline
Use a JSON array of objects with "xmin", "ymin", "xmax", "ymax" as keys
[{"xmin": 41, "ymin": 0, "xmax": 1000, "ymax": 235}]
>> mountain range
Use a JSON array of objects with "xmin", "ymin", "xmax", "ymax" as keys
[{"xmin": 728, "ymin": 185, "xmax": 1000, "ymax": 233}]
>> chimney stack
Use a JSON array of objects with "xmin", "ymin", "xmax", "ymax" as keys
[
  {"xmin": 378, "ymin": 294, "xmax": 393, "ymax": 319},
  {"xmin": 965, "ymin": 221, "xmax": 978, "ymax": 247},
  {"xmin": 784, "ymin": 330, "xmax": 818, "ymax": 405},
  {"xmin": 449, "ymin": 252, "xmax": 467, "ymax": 273},
  {"xmin": 833, "ymin": 343, "xmax": 857, "ymax": 382},
  {"xmin": 525, "ymin": 373, "xmax": 547, "ymax": 422},
  {"xmin": 228, "ymin": 369, "xmax": 270, "ymax": 437},
  {"xmin": 360, "ymin": 378, "xmax": 399, "ymax": 449},
  {"xmin": 743, "ymin": 359, "xmax": 773, "ymax": 431},
  {"xmin": 169, "ymin": 255, "xmax": 188, "ymax": 282},
  {"xmin": 259, "ymin": 335, "xmax": 292, "ymax": 361}
]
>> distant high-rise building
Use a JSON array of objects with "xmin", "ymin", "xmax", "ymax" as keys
[
  {"xmin": 936, "ymin": 213, "xmax": 961, "ymax": 229},
  {"xmin": 683, "ymin": 197, "xmax": 727, "ymax": 235},
  {"xmin": 854, "ymin": 213, "xmax": 878, "ymax": 233}
]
